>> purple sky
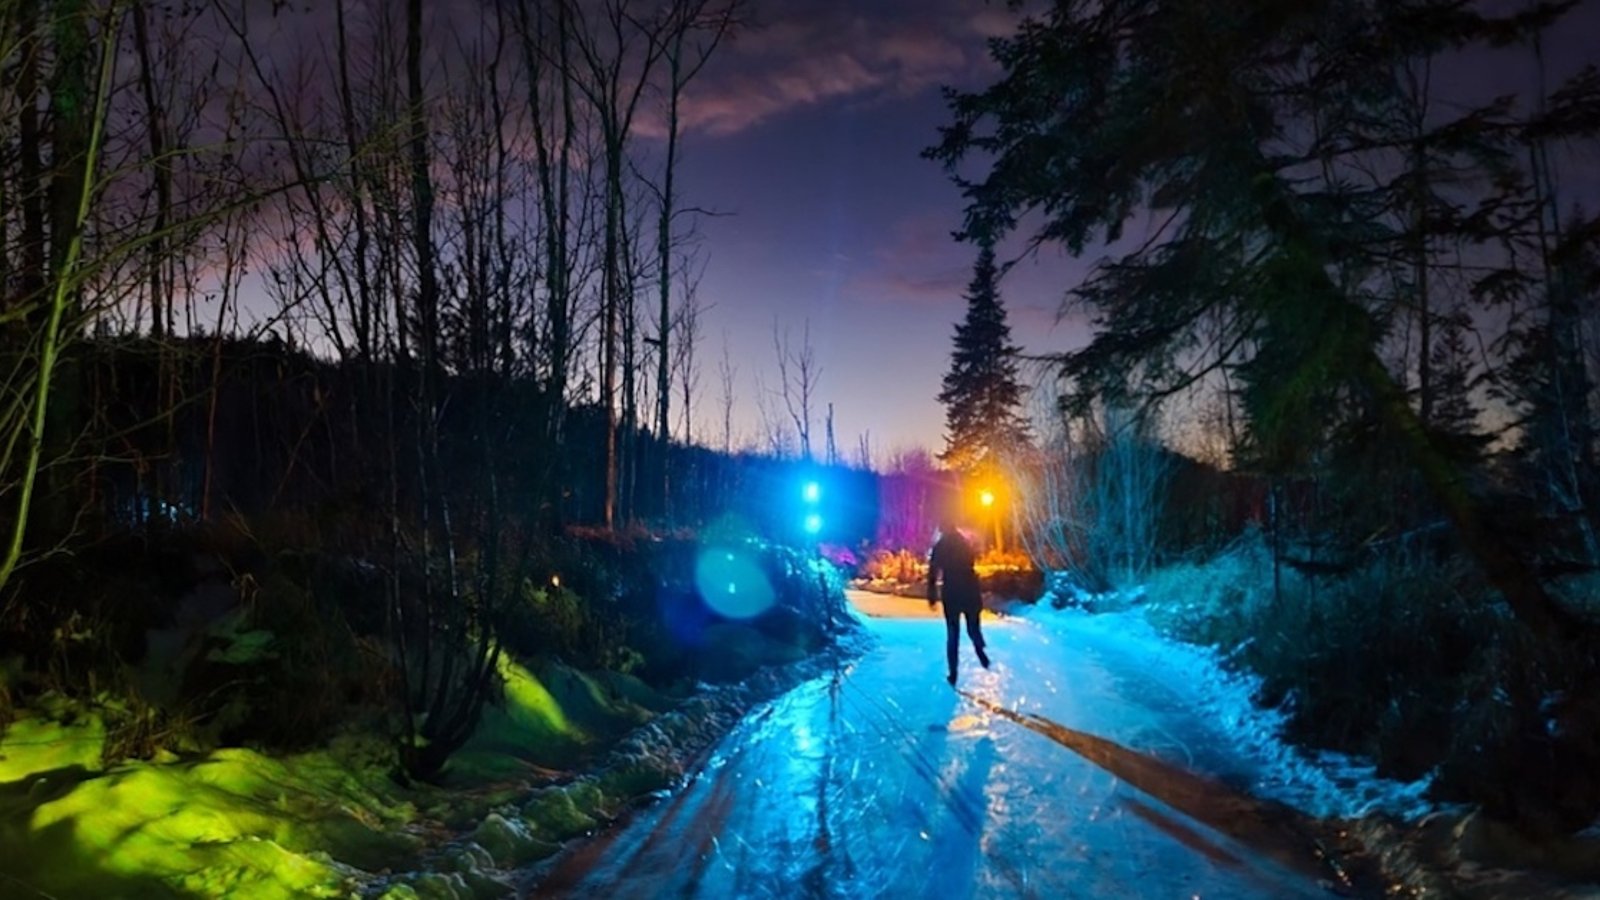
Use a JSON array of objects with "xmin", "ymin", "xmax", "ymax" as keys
[
  {"xmin": 657, "ymin": 0, "xmax": 1600, "ymax": 461},
  {"xmin": 665, "ymin": 0, "xmax": 1089, "ymax": 460}
]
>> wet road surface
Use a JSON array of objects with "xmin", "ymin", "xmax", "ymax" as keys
[{"xmin": 526, "ymin": 591, "xmax": 1375, "ymax": 899}]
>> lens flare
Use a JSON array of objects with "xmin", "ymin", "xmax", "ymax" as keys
[{"xmin": 694, "ymin": 547, "xmax": 775, "ymax": 619}]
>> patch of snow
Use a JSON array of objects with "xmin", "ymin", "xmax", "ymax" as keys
[{"xmin": 1018, "ymin": 603, "xmax": 1438, "ymax": 823}]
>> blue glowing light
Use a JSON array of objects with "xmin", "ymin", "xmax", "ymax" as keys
[
  {"xmin": 693, "ymin": 547, "xmax": 775, "ymax": 619},
  {"xmin": 804, "ymin": 513, "xmax": 823, "ymax": 534},
  {"xmin": 802, "ymin": 481, "xmax": 821, "ymax": 504}
]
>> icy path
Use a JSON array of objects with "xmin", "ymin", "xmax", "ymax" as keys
[{"xmin": 526, "ymin": 591, "xmax": 1377, "ymax": 899}]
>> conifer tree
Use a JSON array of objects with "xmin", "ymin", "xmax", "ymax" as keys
[
  {"xmin": 1428, "ymin": 309, "xmax": 1489, "ymax": 459},
  {"xmin": 938, "ymin": 240, "xmax": 1032, "ymax": 473}
]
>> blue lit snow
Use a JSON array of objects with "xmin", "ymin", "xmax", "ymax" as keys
[{"xmin": 526, "ymin": 591, "xmax": 1430, "ymax": 897}]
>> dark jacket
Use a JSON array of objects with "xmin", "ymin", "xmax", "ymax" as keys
[{"xmin": 928, "ymin": 530, "xmax": 981, "ymax": 609}]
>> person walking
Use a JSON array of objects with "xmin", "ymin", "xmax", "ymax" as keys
[{"xmin": 928, "ymin": 515, "xmax": 990, "ymax": 685}]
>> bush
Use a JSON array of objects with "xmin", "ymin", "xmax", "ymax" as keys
[
  {"xmin": 1141, "ymin": 528, "xmax": 1600, "ymax": 833},
  {"xmin": 1144, "ymin": 529, "xmax": 1503, "ymax": 777},
  {"xmin": 859, "ymin": 548, "xmax": 925, "ymax": 585}
]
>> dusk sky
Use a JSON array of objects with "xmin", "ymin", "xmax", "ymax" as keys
[
  {"xmin": 661, "ymin": 0, "xmax": 1087, "ymax": 460},
  {"xmin": 646, "ymin": 0, "xmax": 1599, "ymax": 461}
]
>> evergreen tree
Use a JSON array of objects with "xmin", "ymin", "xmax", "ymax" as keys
[
  {"xmin": 937, "ymin": 240, "xmax": 1033, "ymax": 473},
  {"xmin": 926, "ymin": 0, "xmax": 1600, "ymax": 638},
  {"xmin": 1428, "ymin": 309, "xmax": 1489, "ymax": 458}
]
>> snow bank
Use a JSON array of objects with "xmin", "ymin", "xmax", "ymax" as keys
[{"xmin": 1019, "ymin": 603, "xmax": 1437, "ymax": 822}]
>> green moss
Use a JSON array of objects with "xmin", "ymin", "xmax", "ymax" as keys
[
  {"xmin": 449, "ymin": 656, "xmax": 663, "ymax": 784},
  {"xmin": 470, "ymin": 811, "xmax": 556, "ymax": 866},
  {"xmin": 520, "ymin": 781, "xmax": 602, "ymax": 840},
  {"xmin": 0, "ymin": 712, "xmax": 105, "ymax": 784},
  {"xmin": 499, "ymin": 658, "xmax": 572, "ymax": 738},
  {"xmin": 1, "ymin": 736, "xmax": 422, "ymax": 897}
]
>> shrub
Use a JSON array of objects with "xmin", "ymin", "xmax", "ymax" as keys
[
  {"xmin": 1143, "ymin": 528, "xmax": 1503, "ymax": 777},
  {"xmin": 1141, "ymin": 528, "xmax": 1600, "ymax": 832},
  {"xmin": 859, "ymin": 548, "xmax": 926, "ymax": 586}
]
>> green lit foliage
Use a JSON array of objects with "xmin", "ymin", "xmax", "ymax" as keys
[{"xmin": 0, "ymin": 731, "xmax": 421, "ymax": 899}]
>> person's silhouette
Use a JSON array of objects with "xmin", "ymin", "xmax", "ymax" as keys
[{"xmin": 927, "ymin": 516, "xmax": 990, "ymax": 685}]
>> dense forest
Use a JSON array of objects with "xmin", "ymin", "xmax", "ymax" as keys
[{"xmin": 933, "ymin": 0, "xmax": 1600, "ymax": 838}]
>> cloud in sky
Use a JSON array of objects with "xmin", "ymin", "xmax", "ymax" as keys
[{"xmin": 674, "ymin": 0, "xmax": 1004, "ymax": 137}]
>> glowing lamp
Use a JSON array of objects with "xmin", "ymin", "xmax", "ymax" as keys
[
  {"xmin": 802, "ymin": 481, "xmax": 821, "ymax": 504},
  {"xmin": 979, "ymin": 489, "xmax": 995, "ymax": 507}
]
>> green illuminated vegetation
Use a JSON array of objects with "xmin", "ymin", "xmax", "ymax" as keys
[
  {"xmin": 0, "ymin": 660, "xmax": 663, "ymax": 897},
  {"xmin": 2, "ymin": 724, "xmax": 415, "ymax": 897},
  {"xmin": 0, "ymin": 537, "xmax": 841, "ymax": 897}
]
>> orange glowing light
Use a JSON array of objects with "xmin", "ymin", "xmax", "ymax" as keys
[{"xmin": 979, "ymin": 489, "xmax": 995, "ymax": 507}]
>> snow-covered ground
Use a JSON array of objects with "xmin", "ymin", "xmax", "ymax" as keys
[
  {"xmin": 1015, "ymin": 602, "xmax": 1437, "ymax": 823},
  {"xmin": 521, "ymin": 590, "xmax": 1432, "ymax": 898}
]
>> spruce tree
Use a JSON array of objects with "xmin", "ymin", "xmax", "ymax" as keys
[
  {"xmin": 1428, "ymin": 309, "xmax": 1490, "ymax": 459},
  {"xmin": 938, "ymin": 240, "xmax": 1032, "ymax": 473}
]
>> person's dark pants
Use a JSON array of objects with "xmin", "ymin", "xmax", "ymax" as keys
[{"xmin": 944, "ymin": 599, "xmax": 986, "ymax": 678}]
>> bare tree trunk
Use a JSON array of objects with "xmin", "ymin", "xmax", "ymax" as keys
[
  {"xmin": 775, "ymin": 321, "xmax": 819, "ymax": 460},
  {"xmin": 1, "ymin": 1, "xmax": 118, "ymax": 592},
  {"xmin": 15, "ymin": 0, "xmax": 45, "ymax": 314},
  {"xmin": 334, "ymin": 0, "xmax": 377, "ymax": 362},
  {"xmin": 131, "ymin": 3, "xmax": 171, "ymax": 340},
  {"xmin": 603, "ymin": 124, "xmax": 623, "ymax": 527},
  {"xmin": 718, "ymin": 330, "xmax": 735, "ymax": 453},
  {"xmin": 620, "ymin": 194, "xmax": 641, "ymax": 525},
  {"xmin": 674, "ymin": 257, "xmax": 705, "ymax": 443},
  {"xmin": 654, "ymin": 38, "xmax": 681, "ymax": 448},
  {"xmin": 38, "ymin": 0, "xmax": 91, "ymax": 537},
  {"xmin": 513, "ymin": 0, "xmax": 579, "ymax": 527}
]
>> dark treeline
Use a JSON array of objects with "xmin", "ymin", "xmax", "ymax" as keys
[{"xmin": 71, "ymin": 335, "xmax": 878, "ymax": 540}]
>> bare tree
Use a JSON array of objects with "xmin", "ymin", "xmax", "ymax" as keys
[
  {"xmin": 672, "ymin": 251, "xmax": 707, "ymax": 443},
  {"xmin": 1014, "ymin": 384, "xmax": 1173, "ymax": 593},
  {"xmin": 773, "ymin": 319, "xmax": 820, "ymax": 460},
  {"xmin": 567, "ymin": 0, "xmax": 670, "ymax": 529},
  {"xmin": 0, "ymin": 0, "xmax": 120, "ymax": 593},
  {"xmin": 716, "ymin": 327, "xmax": 735, "ymax": 453},
  {"xmin": 650, "ymin": 0, "xmax": 740, "ymax": 447}
]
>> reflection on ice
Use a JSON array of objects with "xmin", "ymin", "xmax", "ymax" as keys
[{"xmin": 526, "ymin": 597, "xmax": 1383, "ymax": 899}]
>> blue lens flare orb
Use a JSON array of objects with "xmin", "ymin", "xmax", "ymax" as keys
[
  {"xmin": 802, "ymin": 481, "xmax": 821, "ymax": 503},
  {"xmin": 693, "ymin": 547, "xmax": 775, "ymax": 620},
  {"xmin": 803, "ymin": 513, "xmax": 823, "ymax": 534}
]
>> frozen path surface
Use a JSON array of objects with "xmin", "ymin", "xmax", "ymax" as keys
[{"xmin": 526, "ymin": 591, "xmax": 1382, "ymax": 899}]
